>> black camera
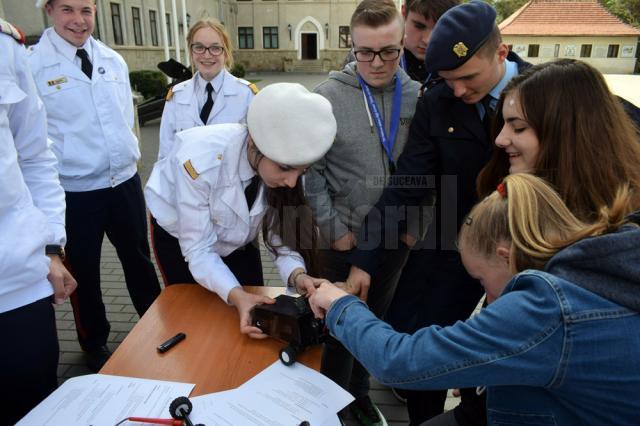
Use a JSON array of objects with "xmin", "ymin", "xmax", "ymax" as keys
[{"xmin": 251, "ymin": 294, "xmax": 325, "ymax": 365}]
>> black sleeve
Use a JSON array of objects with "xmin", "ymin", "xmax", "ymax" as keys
[
  {"xmin": 348, "ymin": 95, "xmax": 438, "ymax": 275},
  {"xmin": 618, "ymin": 96, "xmax": 640, "ymax": 130}
]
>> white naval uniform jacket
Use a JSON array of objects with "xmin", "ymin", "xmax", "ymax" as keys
[
  {"xmin": 145, "ymin": 124, "xmax": 305, "ymax": 303},
  {"xmin": 27, "ymin": 28, "xmax": 139, "ymax": 191},
  {"xmin": 157, "ymin": 69, "xmax": 255, "ymax": 160},
  {"xmin": 1, "ymin": 33, "xmax": 66, "ymax": 313}
]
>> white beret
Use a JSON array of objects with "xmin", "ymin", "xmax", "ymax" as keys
[{"xmin": 247, "ymin": 82, "xmax": 336, "ymax": 167}]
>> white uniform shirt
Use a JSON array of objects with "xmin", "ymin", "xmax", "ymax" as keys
[
  {"xmin": 157, "ymin": 69, "xmax": 255, "ymax": 160},
  {"xmin": 27, "ymin": 28, "xmax": 139, "ymax": 191},
  {"xmin": 145, "ymin": 124, "xmax": 305, "ymax": 302},
  {"xmin": 0, "ymin": 34, "xmax": 66, "ymax": 313}
]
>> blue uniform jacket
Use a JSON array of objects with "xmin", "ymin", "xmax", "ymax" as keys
[{"xmin": 350, "ymin": 52, "xmax": 531, "ymax": 273}]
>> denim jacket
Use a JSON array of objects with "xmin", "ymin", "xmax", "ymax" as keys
[{"xmin": 327, "ymin": 225, "xmax": 640, "ymax": 425}]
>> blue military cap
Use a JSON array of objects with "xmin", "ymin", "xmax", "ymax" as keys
[{"xmin": 424, "ymin": 1, "xmax": 497, "ymax": 73}]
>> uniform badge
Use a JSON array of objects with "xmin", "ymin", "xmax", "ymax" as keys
[
  {"xmin": 183, "ymin": 160, "xmax": 200, "ymax": 180},
  {"xmin": 453, "ymin": 42, "xmax": 468, "ymax": 58},
  {"xmin": 47, "ymin": 76, "xmax": 68, "ymax": 86}
]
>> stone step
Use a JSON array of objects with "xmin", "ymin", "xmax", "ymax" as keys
[{"xmin": 290, "ymin": 60, "xmax": 323, "ymax": 73}]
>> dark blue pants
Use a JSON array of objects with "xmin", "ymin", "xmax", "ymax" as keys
[
  {"xmin": 319, "ymin": 245, "xmax": 409, "ymax": 399},
  {"xmin": 150, "ymin": 216, "xmax": 264, "ymax": 287},
  {"xmin": 0, "ymin": 298, "xmax": 58, "ymax": 425},
  {"xmin": 386, "ymin": 250, "xmax": 485, "ymax": 425},
  {"xmin": 65, "ymin": 174, "xmax": 161, "ymax": 351}
]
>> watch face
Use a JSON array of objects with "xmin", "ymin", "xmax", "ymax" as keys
[{"xmin": 46, "ymin": 245, "xmax": 65, "ymax": 260}]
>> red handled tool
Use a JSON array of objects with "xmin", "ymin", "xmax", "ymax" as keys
[{"xmin": 114, "ymin": 417, "xmax": 183, "ymax": 425}]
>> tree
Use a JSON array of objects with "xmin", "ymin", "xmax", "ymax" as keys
[
  {"xmin": 491, "ymin": 0, "xmax": 530, "ymax": 22},
  {"xmin": 601, "ymin": 0, "xmax": 640, "ymax": 27}
]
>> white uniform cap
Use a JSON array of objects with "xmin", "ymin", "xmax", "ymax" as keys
[
  {"xmin": 35, "ymin": 0, "xmax": 49, "ymax": 8},
  {"xmin": 247, "ymin": 82, "xmax": 336, "ymax": 167}
]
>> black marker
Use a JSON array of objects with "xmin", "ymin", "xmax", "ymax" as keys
[{"xmin": 157, "ymin": 332, "xmax": 186, "ymax": 353}]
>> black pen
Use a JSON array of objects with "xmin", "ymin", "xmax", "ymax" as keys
[{"xmin": 157, "ymin": 332, "xmax": 186, "ymax": 353}]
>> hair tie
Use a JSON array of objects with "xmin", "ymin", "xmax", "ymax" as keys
[{"xmin": 497, "ymin": 182, "xmax": 507, "ymax": 198}]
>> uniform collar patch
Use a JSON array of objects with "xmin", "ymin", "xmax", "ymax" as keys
[{"xmin": 47, "ymin": 76, "xmax": 68, "ymax": 86}]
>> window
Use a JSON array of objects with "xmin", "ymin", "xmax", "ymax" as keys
[
  {"xmin": 263, "ymin": 26, "xmax": 278, "ymax": 49},
  {"xmin": 110, "ymin": 3, "xmax": 123, "ymax": 45},
  {"xmin": 94, "ymin": 9, "xmax": 101, "ymax": 40},
  {"xmin": 149, "ymin": 10, "xmax": 159, "ymax": 46},
  {"xmin": 527, "ymin": 44, "xmax": 539, "ymax": 57},
  {"xmin": 238, "ymin": 27, "xmax": 254, "ymax": 49},
  {"xmin": 339, "ymin": 26, "xmax": 351, "ymax": 48},
  {"xmin": 166, "ymin": 13, "xmax": 173, "ymax": 46},
  {"xmin": 132, "ymin": 7, "xmax": 143, "ymax": 46},
  {"xmin": 580, "ymin": 44, "xmax": 592, "ymax": 58},
  {"xmin": 608, "ymin": 44, "xmax": 619, "ymax": 58}
]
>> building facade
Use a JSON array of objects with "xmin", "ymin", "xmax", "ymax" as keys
[
  {"xmin": 499, "ymin": 0, "xmax": 640, "ymax": 74},
  {"xmin": 2, "ymin": 0, "xmax": 407, "ymax": 72},
  {"xmin": 1, "ymin": 0, "xmax": 235, "ymax": 72},
  {"xmin": 234, "ymin": 0, "xmax": 362, "ymax": 72}
]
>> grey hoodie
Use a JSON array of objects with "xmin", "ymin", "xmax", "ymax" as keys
[
  {"xmin": 305, "ymin": 63, "xmax": 420, "ymax": 242},
  {"xmin": 545, "ymin": 214, "xmax": 640, "ymax": 312}
]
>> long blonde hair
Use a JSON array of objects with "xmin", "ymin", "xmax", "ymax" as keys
[
  {"xmin": 461, "ymin": 174, "xmax": 633, "ymax": 271},
  {"xmin": 186, "ymin": 18, "xmax": 235, "ymax": 69}
]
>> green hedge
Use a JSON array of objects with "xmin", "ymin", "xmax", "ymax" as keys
[
  {"xmin": 230, "ymin": 63, "xmax": 246, "ymax": 79},
  {"xmin": 129, "ymin": 70, "xmax": 166, "ymax": 99}
]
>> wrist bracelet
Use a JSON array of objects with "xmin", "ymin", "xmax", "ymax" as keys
[{"xmin": 289, "ymin": 269, "xmax": 306, "ymax": 288}]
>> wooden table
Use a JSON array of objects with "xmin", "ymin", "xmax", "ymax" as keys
[{"xmin": 100, "ymin": 284, "xmax": 321, "ymax": 396}]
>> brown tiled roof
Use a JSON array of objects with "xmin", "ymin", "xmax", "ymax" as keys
[{"xmin": 499, "ymin": 0, "xmax": 640, "ymax": 36}]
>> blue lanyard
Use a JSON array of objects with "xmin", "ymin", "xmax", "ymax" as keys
[
  {"xmin": 399, "ymin": 54, "xmax": 407, "ymax": 72},
  {"xmin": 358, "ymin": 71, "xmax": 403, "ymax": 165}
]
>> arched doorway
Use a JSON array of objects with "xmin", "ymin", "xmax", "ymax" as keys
[
  {"xmin": 294, "ymin": 17, "xmax": 325, "ymax": 61},
  {"xmin": 301, "ymin": 32, "xmax": 318, "ymax": 60}
]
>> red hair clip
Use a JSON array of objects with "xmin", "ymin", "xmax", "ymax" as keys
[{"xmin": 496, "ymin": 182, "xmax": 507, "ymax": 198}]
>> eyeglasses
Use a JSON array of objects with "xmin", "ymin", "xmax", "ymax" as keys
[
  {"xmin": 353, "ymin": 48, "xmax": 402, "ymax": 62},
  {"xmin": 191, "ymin": 44, "xmax": 225, "ymax": 56}
]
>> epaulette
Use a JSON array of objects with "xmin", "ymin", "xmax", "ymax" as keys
[
  {"xmin": 0, "ymin": 17, "xmax": 26, "ymax": 44},
  {"xmin": 165, "ymin": 86, "xmax": 174, "ymax": 101},
  {"xmin": 238, "ymin": 78, "xmax": 259, "ymax": 95},
  {"xmin": 183, "ymin": 160, "xmax": 199, "ymax": 180}
]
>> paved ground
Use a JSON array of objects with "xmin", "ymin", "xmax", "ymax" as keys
[{"xmin": 54, "ymin": 72, "xmax": 460, "ymax": 425}]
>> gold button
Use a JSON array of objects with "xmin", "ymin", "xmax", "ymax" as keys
[
  {"xmin": 56, "ymin": 85, "xmax": 61, "ymax": 90},
  {"xmin": 213, "ymin": 218, "xmax": 218, "ymax": 224},
  {"xmin": 447, "ymin": 127, "xmax": 454, "ymax": 133},
  {"xmin": 217, "ymin": 154, "xmax": 223, "ymax": 160}
]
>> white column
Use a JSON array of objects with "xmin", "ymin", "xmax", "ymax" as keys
[
  {"xmin": 158, "ymin": 0, "xmax": 170, "ymax": 61},
  {"xmin": 181, "ymin": 0, "xmax": 189, "ymax": 66},
  {"xmin": 171, "ymin": 0, "xmax": 181, "ymax": 62}
]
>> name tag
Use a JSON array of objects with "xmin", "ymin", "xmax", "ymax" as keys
[{"xmin": 47, "ymin": 76, "xmax": 68, "ymax": 86}]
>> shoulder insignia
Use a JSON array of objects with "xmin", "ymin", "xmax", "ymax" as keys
[
  {"xmin": 183, "ymin": 160, "xmax": 199, "ymax": 180},
  {"xmin": 165, "ymin": 87, "xmax": 174, "ymax": 102},
  {"xmin": 238, "ymin": 78, "xmax": 259, "ymax": 95},
  {"xmin": 0, "ymin": 18, "xmax": 26, "ymax": 44}
]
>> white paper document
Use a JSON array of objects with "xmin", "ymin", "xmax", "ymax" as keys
[
  {"xmin": 190, "ymin": 361, "xmax": 353, "ymax": 425},
  {"xmin": 17, "ymin": 374, "xmax": 195, "ymax": 426}
]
